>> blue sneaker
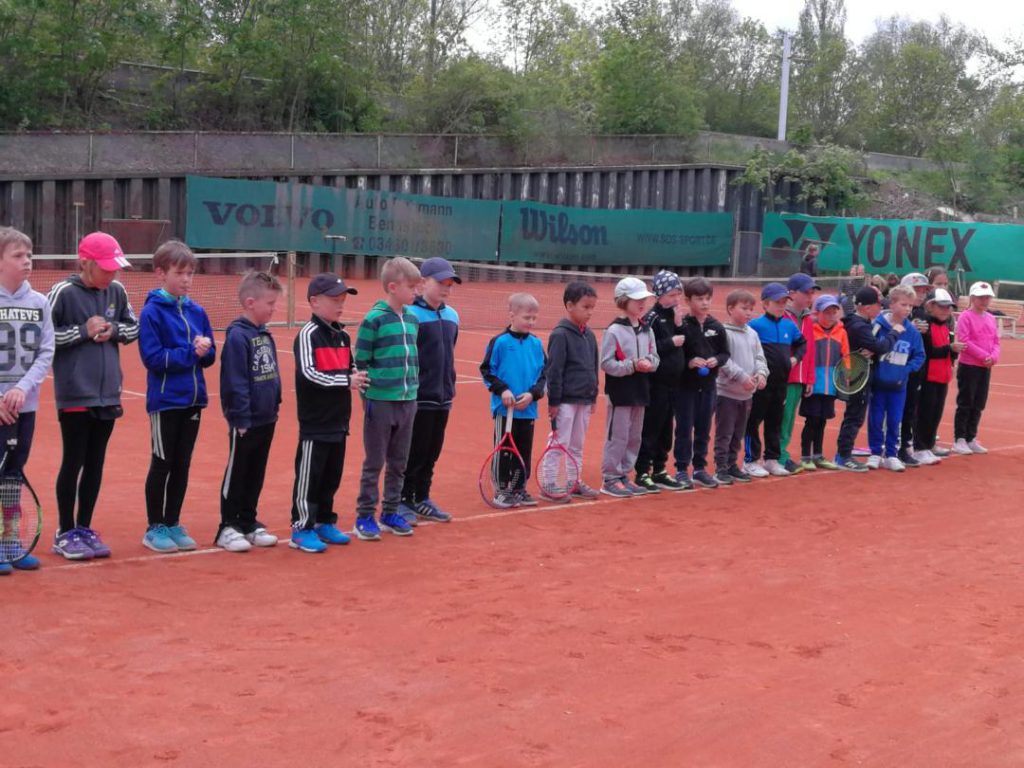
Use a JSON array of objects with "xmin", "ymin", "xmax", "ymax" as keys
[
  {"xmin": 143, "ymin": 525, "xmax": 178, "ymax": 553},
  {"xmin": 10, "ymin": 547, "xmax": 40, "ymax": 570},
  {"xmin": 397, "ymin": 501, "xmax": 419, "ymax": 527},
  {"xmin": 354, "ymin": 516, "xmax": 382, "ymax": 542},
  {"xmin": 0, "ymin": 562, "xmax": 11, "ymax": 575},
  {"xmin": 380, "ymin": 512, "xmax": 414, "ymax": 537},
  {"xmin": 166, "ymin": 525, "xmax": 197, "ymax": 551},
  {"xmin": 290, "ymin": 529, "xmax": 327, "ymax": 553},
  {"xmin": 415, "ymin": 499, "xmax": 452, "ymax": 523},
  {"xmin": 314, "ymin": 523, "xmax": 350, "ymax": 545}
]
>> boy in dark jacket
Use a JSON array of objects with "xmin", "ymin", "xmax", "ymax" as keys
[
  {"xmin": 401, "ymin": 258, "xmax": 460, "ymax": 524},
  {"xmin": 48, "ymin": 232, "xmax": 138, "ymax": 561},
  {"xmin": 138, "ymin": 240, "xmax": 216, "ymax": 554},
  {"xmin": 218, "ymin": 271, "xmax": 283, "ymax": 552},
  {"xmin": 834, "ymin": 287, "xmax": 904, "ymax": 471},
  {"xmin": 676, "ymin": 277, "xmax": 729, "ymax": 489},
  {"xmin": 290, "ymin": 274, "xmax": 367, "ymax": 554},
  {"xmin": 634, "ymin": 270, "xmax": 687, "ymax": 492},
  {"xmin": 747, "ymin": 282, "xmax": 806, "ymax": 477},
  {"xmin": 543, "ymin": 281, "xmax": 600, "ymax": 498}
]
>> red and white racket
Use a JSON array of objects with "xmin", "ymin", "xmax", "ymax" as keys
[
  {"xmin": 535, "ymin": 417, "xmax": 579, "ymax": 503},
  {"xmin": 479, "ymin": 405, "xmax": 528, "ymax": 509}
]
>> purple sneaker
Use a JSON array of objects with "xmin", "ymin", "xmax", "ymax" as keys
[
  {"xmin": 53, "ymin": 529, "xmax": 95, "ymax": 561},
  {"xmin": 77, "ymin": 527, "xmax": 111, "ymax": 558}
]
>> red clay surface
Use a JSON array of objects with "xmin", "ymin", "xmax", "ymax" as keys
[{"xmin": 5, "ymin": 277, "xmax": 1024, "ymax": 767}]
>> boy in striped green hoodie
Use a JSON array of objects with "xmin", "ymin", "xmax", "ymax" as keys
[{"xmin": 353, "ymin": 257, "xmax": 421, "ymax": 541}]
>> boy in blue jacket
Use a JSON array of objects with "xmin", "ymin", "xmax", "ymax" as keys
[
  {"xmin": 400, "ymin": 257, "xmax": 460, "ymax": 524},
  {"xmin": 867, "ymin": 285, "xmax": 925, "ymax": 471},
  {"xmin": 138, "ymin": 241, "xmax": 215, "ymax": 553},
  {"xmin": 217, "ymin": 272, "xmax": 283, "ymax": 552}
]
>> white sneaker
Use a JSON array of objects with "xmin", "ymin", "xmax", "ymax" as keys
[
  {"xmin": 745, "ymin": 461, "xmax": 769, "ymax": 478},
  {"xmin": 952, "ymin": 439, "xmax": 973, "ymax": 455},
  {"xmin": 764, "ymin": 459, "xmax": 791, "ymax": 477},
  {"xmin": 246, "ymin": 527, "xmax": 278, "ymax": 547},
  {"xmin": 882, "ymin": 456, "xmax": 906, "ymax": 472},
  {"xmin": 866, "ymin": 455, "xmax": 882, "ymax": 470},
  {"xmin": 913, "ymin": 450, "xmax": 939, "ymax": 465},
  {"xmin": 216, "ymin": 526, "xmax": 252, "ymax": 552},
  {"xmin": 923, "ymin": 450, "xmax": 943, "ymax": 464},
  {"xmin": 968, "ymin": 440, "xmax": 988, "ymax": 454}
]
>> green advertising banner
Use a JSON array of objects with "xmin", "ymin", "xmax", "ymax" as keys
[
  {"xmin": 501, "ymin": 201, "xmax": 734, "ymax": 266},
  {"xmin": 764, "ymin": 212, "xmax": 1024, "ymax": 281},
  {"xmin": 186, "ymin": 175, "xmax": 501, "ymax": 261}
]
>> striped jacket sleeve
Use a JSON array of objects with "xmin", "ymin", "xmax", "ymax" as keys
[
  {"xmin": 296, "ymin": 323, "xmax": 351, "ymax": 388},
  {"xmin": 47, "ymin": 280, "xmax": 89, "ymax": 349},
  {"xmin": 111, "ymin": 281, "xmax": 139, "ymax": 344}
]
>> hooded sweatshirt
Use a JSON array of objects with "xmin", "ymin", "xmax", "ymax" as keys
[
  {"xmin": 0, "ymin": 280, "xmax": 54, "ymax": 413},
  {"xmin": 138, "ymin": 288, "xmax": 216, "ymax": 413},
  {"xmin": 544, "ymin": 318, "xmax": 599, "ymax": 406},
  {"xmin": 600, "ymin": 317, "xmax": 659, "ymax": 406},
  {"xmin": 871, "ymin": 312, "xmax": 925, "ymax": 391},
  {"xmin": 220, "ymin": 316, "xmax": 281, "ymax": 430},
  {"xmin": 48, "ymin": 274, "xmax": 139, "ymax": 410},
  {"xmin": 717, "ymin": 323, "xmax": 768, "ymax": 401}
]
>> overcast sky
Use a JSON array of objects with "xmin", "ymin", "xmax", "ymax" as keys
[{"xmin": 729, "ymin": 0, "xmax": 1024, "ymax": 45}]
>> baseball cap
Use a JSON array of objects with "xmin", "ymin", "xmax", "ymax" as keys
[
  {"xmin": 786, "ymin": 273, "xmax": 820, "ymax": 292},
  {"xmin": 419, "ymin": 257, "xmax": 462, "ymax": 284},
  {"xmin": 900, "ymin": 272, "xmax": 929, "ymax": 288},
  {"xmin": 813, "ymin": 294, "xmax": 842, "ymax": 312},
  {"xmin": 761, "ymin": 282, "xmax": 789, "ymax": 302},
  {"xmin": 969, "ymin": 281, "xmax": 995, "ymax": 298},
  {"xmin": 854, "ymin": 286, "xmax": 880, "ymax": 306},
  {"xmin": 78, "ymin": 232, "xmax": 131, "ymax": 272},
  {"xmin": 308, "ymin": 273, "xmax": 358, "ymax": 299},
  {"xmin": 926, "ymin": 288, "xmax": 954, "ymax": 307},
  {"xmin": 614, "ymin": 277, "xmax": 655, "ymax": 301},
  {"xmin": 652, "ymin": 270, "xmax": 683, "ymax": 297}
]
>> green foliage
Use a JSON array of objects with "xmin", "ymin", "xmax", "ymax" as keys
[{"xmin": 736, "ymin": 144, "xmax": 868, "ymax": 213}]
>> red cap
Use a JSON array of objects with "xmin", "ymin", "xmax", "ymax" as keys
[{"xmin": 78, "ymin": 232, "xmax": 131, "ymax": 272}]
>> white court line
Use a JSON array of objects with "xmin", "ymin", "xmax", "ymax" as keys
[{"xmin": 38, "ymin": 442, "xmax": 1024, "ymax": 573}]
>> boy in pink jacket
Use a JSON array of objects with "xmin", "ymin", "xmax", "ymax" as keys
[{"xmin": 952, "ymin": 281, "xmax": 1000, "ymax": 454}]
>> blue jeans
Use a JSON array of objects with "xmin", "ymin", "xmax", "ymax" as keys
[{"xmin": 868, "ymin": 387, "xmax": 907, "ymax": 458}]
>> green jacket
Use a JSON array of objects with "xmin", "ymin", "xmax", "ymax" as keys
[{"xmin": 355, "ymin": 299, "xmax": 419, "ymax": 401}]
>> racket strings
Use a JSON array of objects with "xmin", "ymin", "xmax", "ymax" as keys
[
  {"xmin": 486, "ymin": 447, "xmax": 525, "ymax": 501},
  {"xmin": 538, "ymin": 447, "xmax": 578, "ymax": 500}
]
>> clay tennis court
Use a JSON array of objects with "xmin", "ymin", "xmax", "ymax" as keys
[{"xmin": 6, "ymin": 274, "xmax": 1024, "ymax": 766}]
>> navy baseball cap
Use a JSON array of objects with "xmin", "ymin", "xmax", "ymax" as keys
[
  {"xmin": 420, "ymin": 257, "xmax": 462, "ymax": 284},
  {"xmin": 761, "ymin": 282, "xmax": 789, "ymax": 301},
  {"xmin": 786, "ymin": 273, "xmax": 820, "ymax": 292},
  {"xmin": 308, "ymin": 273, "xmax": 358, "ymax": 299}
]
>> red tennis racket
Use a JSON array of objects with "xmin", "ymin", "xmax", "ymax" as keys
[
  {"xmin": 535, "ymin": 417, "xmax": 579, "ymax": 503},
  {"xmin": 479, "ymin": 405, "xmax": 528, "ymax": 509}
]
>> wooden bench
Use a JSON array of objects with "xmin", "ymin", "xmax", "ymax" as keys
[{"xmin": 954, "ymin": 296, "xmax": 1024, "ymax": 337}]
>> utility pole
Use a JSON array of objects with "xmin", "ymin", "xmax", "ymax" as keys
[{"xmin": 777, "ymin": 31, "xmax": 792, "ymax": 142}]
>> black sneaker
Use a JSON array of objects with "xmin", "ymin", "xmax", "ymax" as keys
[
  {"xmin": 515, "ymin": 490, "xmax": 539, "ymax": 506},
  {"xmin": 836, "ymin": 456, "xmax": 869, "ymax": 473},
  {"xmin": 635, "ymin": 473, "xmax": 661, "ymax": 493},
  {"xmin": 651, "ymin": 471, "xmax": 686, "ymax": 491},
  {"xmin": 898, "ymin": 452, "xmax": 921, "ymax": 468},
  {"xmin": 692, "ymin": 469, "xmax": 719, "ymax": 489},
  {"xmin": 714, "ymin": 470, "xmax": 735, "ymax": 486},
  {"xmin": 783, "ymin": 459, "xmax": 804, "ymax": 475},
  {"xmin": 673, "ymin": 472, "xmax": 695, "ymax": 490},
  {"xmin": 727, "ymin": 465, "xmax": 752, "ymax": 483}
]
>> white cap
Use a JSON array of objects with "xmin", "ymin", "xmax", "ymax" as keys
[
  {"xmin": 969, "ymin": 281, "xmax": 995, "ymax": 298},
  {"xmin": 900, "ymin": 272, "xmax": 929, "ymax": 288},
  {"xmin": 614, "ymin": 277, "xmax": 655, "ymax": 301},
  {"xmin": 926, "ymin": 288, "xmax": 954, "ymax": 306}
]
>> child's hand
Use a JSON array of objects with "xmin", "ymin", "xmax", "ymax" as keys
[
  {"xmin": 789, "ymin": 356, "xmax": 798, "ymax": 368},
  {"xmin": 742, "ymin": 376, "xmax": 756, "ymax": 392},
  {"xmin": 892, "ymin": 323, "xmax": 905, "ymax": 334},
  {"xmin": 0, "ymin": 401, "xmax": 15, "ymax": 426},
  {"xmin": 804, "ymin": 384, "xmax": 813, "ymax": 396},
  {"xmin": 514, "ymin": 392, "xmax": 533, "ymax": 410},
  {"xmin": 951, "ymin": 341, "xmax": 965, "ymax": 353},
  {"xmin": 913, "ymin": 318, "xmax": 928, "ymax": 333},
  {"xmin": 351, "ymin": 370, "xmax": 369, "ymax": 391},
  {"xmin": 984, "ymin": 356, "xmax": 995, "ymax": 367},
  {"xmin": 705, "ymin": 358, "xmax": 718, "ymax": 369},
  {"xmin": 193, "ymin": 336, "xmax": 212, "ymax": 357},
  {"xmin": 689, "ymin": 357, "xmax": 707, "ymax": 369},
  {"xmin": 635, "ymin": 359, "xmax": 653, "ymax": 373},
  {"xmin": 86, "ymin": 316, "xmax": 111, "ymax": 341},
  {"xmin": 2, "ymin": 387, "xmax": 25, "ymax": 416},
  {"xmin": 672, "ymin": 334, "xmax": 686, "ymax": 347},
  {"xmin": 756, "ymin": 375, "xmax": 768, "ymax": 390},
  {"xmin": 673, "ymin": 304, "xmax": 686, "ymax": 326},
  {"xmin": 549, "ymin": 405, "xmax": 559, "ymax": 420},
  {"xmin": 501, "ymin": 390, "xmax": 515, "ymax": 408}
]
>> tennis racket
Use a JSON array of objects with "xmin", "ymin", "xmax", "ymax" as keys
[
  {"xmin": 0, "ymin": 437, "xmax": 42, "ymax": 565},
  {"xmin": 535, "ymin": 417, "xmax": 580, "ymax": 503},
  {"xmin": 833, "ymin": 351, "xmax": 871, "ymax": 395},
  {"xmin": 479, "ymin": 405, "xmax": 528, "ymax": 509}
]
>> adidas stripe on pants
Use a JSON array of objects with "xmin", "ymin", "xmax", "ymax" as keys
[
  {"xmin": 291, "ymin": 438, "xmax": 346, "ymax": 530},
  {"xmin": 219, "ymin": 422, "xmax": 276, "ymax": 538},
  {"xmin": 145, "ymin": 406, "xmax": 202, "ymax": 527}
]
